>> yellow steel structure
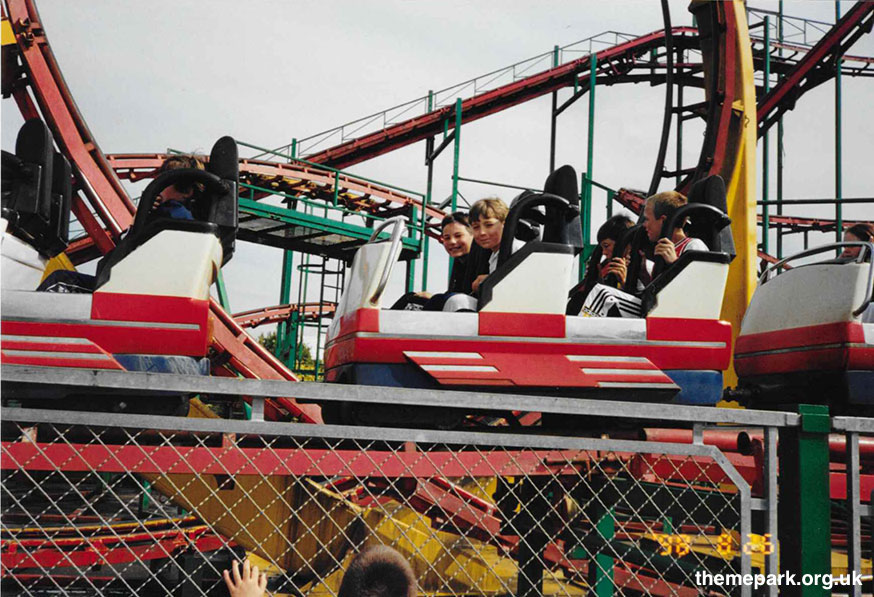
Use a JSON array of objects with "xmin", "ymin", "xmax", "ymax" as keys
[{"xmin": 719, "ymin": 0, "xmax": 758, "ymax": 387}]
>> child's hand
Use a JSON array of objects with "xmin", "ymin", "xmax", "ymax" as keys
[
  {"xmin": 471, "ymin": 274, "xmax": 488, "ymax": 293},
  {"xmin": 653, "ymin": 238, "xmax": 678, "ymax": 264},
  {"xmin": 605, "ymin": 257, "xmax": 627, "ymax": 285},
  {"xmin": 223, "ymin": 560, "xmax": 267, "ymax": 597}
]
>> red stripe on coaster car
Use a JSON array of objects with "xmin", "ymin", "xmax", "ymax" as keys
[
  {"xmin": 479, "ymin": 312, "xmax": 565, "ymax": 338},
  {"xmin": 647, "ymin": 317, "xmax": 733, "ymax": 344},
  {"xmin": 735, "ymin": 322, "xmax": 864, "ymax": 355},
  {"xmin": 92, "ymin": 293, "xmax": 208, "ymax": 324},
  {"xmin": 333, "ymin": 308, "xmax": 380, "ymax": 341}
]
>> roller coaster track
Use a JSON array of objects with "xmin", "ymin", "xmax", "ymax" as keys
[
  {"xmin": 233, "ymin": 302, "xmax": 337, "ymax": 330},
  {"xmin": 106, "ymin": 154, "xmax": 443, "ymax": 222},
  {"xmin": 272, "ymin": 5, "xmax": 872, "ymax": 173},
  {"xmin": 756, "ymin": 1, "xmax": 874, "ymax": 136}
]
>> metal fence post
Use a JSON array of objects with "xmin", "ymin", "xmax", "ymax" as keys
[
  {"xmin": 778, "ymin": 404, "xmax": 831, "ymax": 597},
  {"xmin": 846, "ymin": 431, "xmax": 862, "ymax": 597}
]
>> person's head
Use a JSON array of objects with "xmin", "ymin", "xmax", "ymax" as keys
[
  {"xmin": 469, "ymin": 197, "xmax": 509, "ymax": 252},
  {"xmin": 597, "ymin": 214, "xmax": 634, "ymax": 260},
  {"xmin": 155, "ymin": 154, "xmax": 205, "ymax": 204},
  {"xmin": 643, "ymin": 190, "xmax": 688, "ymax": 242},
  {"xmin": 440, "ymin": 212, "xmax": 473, "ymax": 258},
  {"xmin": 841, "ymin": 223, "xmax": 874, "ymax": 259},
  {"xmin": 338, "ymin": 545, "xmax": 417, "ymax": 597}
]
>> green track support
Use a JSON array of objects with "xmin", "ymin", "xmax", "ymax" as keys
[
  {"xmin": 579, "ymin": 171, "xmax": 594, "ymax": 281},
  {"xmin": 579, "ymin": 52, "xmax": 597, "ymax": 281},
  {"xmin": 762, "ymin": 16, "xmax": 771, "ymax": 256},
  {"xmin": 586, "ymin": 53, "xmax": 597, "ymax": 198},
  {"xmin": 215, "ymin": 270, "xmax": 231, "ymax": 311},
  {"xmin": 451, "ymin": 97, "xmax": 462, "ymax": 213},
  {"xmin": 835, "ymin": 0, "xmax": 844, "ymax": 242},
  {"xmin": 407, "ymin": 207, "xmax": 417, "ymax": 292},
  {"xmin": 276, "ymin": 250, "xmax": 294, "ymax": 357},
  {"xmin": 588, "ymin": 507, "xmax": 616, "ymax": 597},
  {"xmin": 778, "ymin": 404, "xmax": 831, "ymax": 597},
  {"xmin": 139, "ymin": 479, "xmax": 152, "ymax": 513},
  {"xmin": 777, "ymin": 2, "xmax": 785, "ymax": 259}
]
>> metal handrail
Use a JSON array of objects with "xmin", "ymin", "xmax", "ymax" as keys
[
  {"xmin": 758, "ymin": 242, "xmax": 874, "ymax": 317},
  {"xmin": 369, "ymin": 216, "xmax": 408, "ymax": 305}
]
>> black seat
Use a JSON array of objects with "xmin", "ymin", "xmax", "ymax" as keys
[
  {"xmin": 94, "ymin": 137, "xmax": 239, "ymax": 288},
  {"xmin": 2, "ymin": 119, "xmax": 53, "ymax": 224},
  {"xmin": 650, "ymin": 175, "xmax": 734, "ymax": 280}
]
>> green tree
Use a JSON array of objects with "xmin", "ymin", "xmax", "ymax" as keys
[{"xmin": 257, "ymin": 331, "xmax": 319, "ymax": 377}]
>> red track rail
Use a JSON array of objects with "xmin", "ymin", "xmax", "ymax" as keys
[
  {"xmin": 304, "ymin": 27, "xmax": 699, "ymax": 169},
  {"xmin": 233, "ymin": 302, "xmax": 336, "ymax": 329}
]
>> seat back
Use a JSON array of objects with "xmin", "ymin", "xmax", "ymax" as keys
[
  {"xmin": 741, "ymin": 243, "xmax": 874, "ymax": 336},
  {"xmin": 650, "ymin": 175, "xmax": 733, "ymax": 281},
  {"xmin": 333, "ymin": 217, "xmax": 407, "ymax": 319},
  {"xmin": 1, "ymin": 119, "xmax": 62, "ymax": 255},
  {"xmin": 95, "ymin": 137, "xmax": 239, "ymax": 288},
  {"xmin": 685, "ymin": 174, "xmax": 735, "ymax": 256}
]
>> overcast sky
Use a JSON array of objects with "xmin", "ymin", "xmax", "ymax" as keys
[{"xmin": 2, "ymin": 1, "xmax": 872, "ymax": 349}]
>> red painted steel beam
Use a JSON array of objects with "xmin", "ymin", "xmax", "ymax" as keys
[
  {"xmin": 232, "ymin": 303, "xmax": 337, "ymax": 329},
  {"xmin": 1, "ymin": 441, "xmax": 593, "ymax": 478},
  {"xmin": 761, "ymin": 214, "xmax": 865, "ymax": 232},
  {"xmin": 631, "ymin": 452, "xmax": 760, "ymax": 487},
  {"xmin": 208, "ymin": 298, "xmax": 322, "ymax": 424},
  {"xmin": 757, "ymin": 1, "xmax": 874, "ymax": 137},
  {"xmin": 1, "ymin": 525, "xmax": 225, "ymax": 570},
  {"xmin": 5, "ymin": 0, "xmax": 135, "ymax": 242},
  {"xmin": 304, "ymin": 27, "xmax": 699, "ymax": 169},
  {"xmin": 641, "ymin": 428, "xmax": 751, "ymax": 454}
]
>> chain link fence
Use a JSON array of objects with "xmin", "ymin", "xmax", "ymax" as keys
[{"xmin": 0, "ymin": 403, "xmax": 754, "ymax": 597}]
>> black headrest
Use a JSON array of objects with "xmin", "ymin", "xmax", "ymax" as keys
[
  {"xmin": 544, "ymin": 165, "xmax": 579, "ymax": 203},
  {"xmin": 498, "ymin": 190, "xmax": 582, "ymax": 267},
  {"xmin": 2, "ymin": 119, "xmax": 53, "ymax": 222},
  {"xmin": 1, "ymin": 119, "xmax": 73, "ymax": 257},
  {"xmin": 688, "ymin": 174, "xmax": 727, "ymax": 213}
]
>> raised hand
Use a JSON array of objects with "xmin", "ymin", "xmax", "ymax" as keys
[{"xmin": 223, "ymin": 560, "xmax": 268, "ymax": 597}]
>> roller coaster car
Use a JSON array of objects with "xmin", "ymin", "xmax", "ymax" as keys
[
  {"xmin": 1, "ymin": 119, "xmax": 71, "ymax": 290},
  {"xmin": 1, "ymin": 121, "xmax": 239, "ymax": 413},
  {"xmin": 323, "ymin": 167, "xmax": 735, "ymax": 426},
  {"xmin": 735, "ymin": 242, "xmax": 874, "ymax": 413}
]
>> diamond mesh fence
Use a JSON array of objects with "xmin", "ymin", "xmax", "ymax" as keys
[{"xmin": 1, "ymin": 406, "xmax": 752, "ymax": 596}]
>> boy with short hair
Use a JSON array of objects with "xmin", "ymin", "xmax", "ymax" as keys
[
  {"xmin": 468, "ymin": 197, "xmax": 522, "ymax": 293},
  {"xmin": 642, "ymin": 190, "xmax": 707, "ymax": 265}
]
